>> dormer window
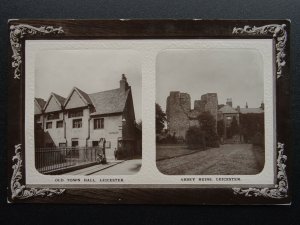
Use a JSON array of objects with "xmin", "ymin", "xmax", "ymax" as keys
[
  {"xmin": 47, "ymin": 112, "xmax": 59, "ymax": 120},
  {"xmin": 69, "ymin": 109, "xmax": 83, "ymax": 118}
]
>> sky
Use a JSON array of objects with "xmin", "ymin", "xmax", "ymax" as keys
[
  {"xmin": 156, "ymin": 49, "xmax": 264, "ymax": 112},
  {"xmin": 35, "ymin": 49, "xmax": 142, "ymax": 121}
]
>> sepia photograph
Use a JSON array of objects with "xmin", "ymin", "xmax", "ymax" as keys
[
  {"xmin": 34, "ymin": 49, "xmax": 142, "ymax": 175},
  {"xmin": 7, "ymin": 20, "xmax": 290, "ymax": 204},
  {"xmin": 156, "ymin": 49, "xmax": 265, "ymax": 175}
]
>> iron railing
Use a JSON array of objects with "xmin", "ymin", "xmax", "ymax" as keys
[{"xmin": 35, "ymin": 147, "xmax": 101, "ymax": 174}]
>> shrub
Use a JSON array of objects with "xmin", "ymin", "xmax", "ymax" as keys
[
  {"xmin": 185, "ymin": 126, "xmax": 205, "ymax": 149},
  {"xmin": 157, "ymin": 133, "xmax": 178, "ymax": 144},
  {"xmin": 198, "ymin": 111, "xmax": 220, "ymax": 148},
  {"xmin": 252, "ymin": 132, "xmax": 264, "ymax": 147}
]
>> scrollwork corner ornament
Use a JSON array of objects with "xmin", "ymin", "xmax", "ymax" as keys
[
  {"xmin": 233, "ymin": 24, "xmax": 287, "ymax": 79},
  {"xmin": 233, "ymin": 142, "xmax": 288, "ymax": 199},
  {"xmin": 11, "ymin": 144, "xmax": 65, "ymax": 200},
  {"xmin": 10, "ymin": 24, "xmax": 64, "ymax": 79}
]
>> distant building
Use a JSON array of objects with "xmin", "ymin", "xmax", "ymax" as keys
[
  {"xmin": 34, "ymin": 74, "xmax": 140, "ymax": 160},
  {"xmin": 165, "ymin": 91, "xmax": 263, "ymax": 141}
]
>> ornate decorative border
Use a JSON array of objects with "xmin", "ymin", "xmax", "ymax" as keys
[
  {"xmin": 9, "ymin": 24, "xmax": 65, "ymax": 200},
  {"xmin": 232, "ymin": 24, "xmax": 288, "ymax": 199},
  {"xmin": 232, "ymin": 24, "xmax": 287, "ymax": 79},
  {"xmin": 10, "ymin": 24, "xmax": 64, "ymax": 79},
  {"xmin": 233, "ymin": 142, "xmax": 288, "ymax": 199},
  {"xmin": 11, "ymin": 144, "xmax": 65, "ymax": 200}
]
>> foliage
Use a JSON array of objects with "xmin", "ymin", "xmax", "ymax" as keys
[
  {"xmin": 239, "ymin": 113, "xmax": 264, "ymax": 143},
  {"xmin": 252, "ymin": 132, "xmax": 264, "ymax": 147},
  {"xmin": 226, "ymin": 116, "xmax": 239, "ymax": 138},
  {"xmin": 230, "ymin": 116, "xmax": 239, "ymax": 135},
  {"xmin": 198, "ymin": 111, "xmax": 219, "ymax": 148},
  {"xmin": 217, "ymin": 120, "xmax": 225, "ymax": 138},
  {"xmin": 155, "ymin": 103, "xmax": 167, "ymax": 135},
  {"xmin": 157, "ymin": 132, "xmax": 178, "ymax": 144},
  {"xmin": 185, "ymin": 126, "xmax": 205, "ymax": 149}
]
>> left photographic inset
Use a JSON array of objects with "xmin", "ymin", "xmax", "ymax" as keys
[{"xmin": 34, "ymin": 50, "xmax": 142, "ymax": 175}]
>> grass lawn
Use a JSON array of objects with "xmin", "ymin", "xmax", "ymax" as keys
[
  {"xmin": 156, "ymin": 144, "xmax": 199, "ymax": 161},
  {"xmin": 156, "ymin": 144, "xmax": 264, "ymax": 175}
]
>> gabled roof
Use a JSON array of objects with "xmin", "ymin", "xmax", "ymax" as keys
[
  {"xmin": 34, "ymin": 98, "xmax": 46, "ymax": 114},
  {"xmin": 64, "ymin": 87, "xmax": 92, "ymax": 108},
  {"xmin": 89, "ymin": 88, "xmax": 130, "ymax": 116},
  {"xmin": 240, "ymin": 108, "xmax": 264, "ymax": 114},
  {"xmin": 218, "ymin": 105, "xmax": 238, "ymax": 114},
  {"xmin": 74, "ymin": 87, "xmax": 93, "ymax": 105},
  {"xmin": 35, "ymin": 98, "xmax": 46, "ymax": 110},
  {"xmin": 43, "ymin": 92, "xmax": 65, "ymax": 112},
  {"xmin": 52, "ymin": 93, "xmax": 66, "ymax": 105}
]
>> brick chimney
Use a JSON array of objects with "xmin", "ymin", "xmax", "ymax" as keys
[
  {"xmin": 226, "ymin": 98, "xmax": 232, "ymax": 107},
  {"xmin": 120, "ymin": 74, "xmax": 129, "ymax": 92}
]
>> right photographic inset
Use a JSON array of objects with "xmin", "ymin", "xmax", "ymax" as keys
[{"xmin": 156, "ymin": 49, "xmax": 265, "ymax": 175}]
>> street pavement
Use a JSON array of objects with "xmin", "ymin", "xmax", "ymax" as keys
[
  {"xmin": 91, "ymin": 159, "xmax": 141, "ymax": 175},
  {"xmin": 64, "ymin": 159, "xmax": 141, "ymax": 175}
]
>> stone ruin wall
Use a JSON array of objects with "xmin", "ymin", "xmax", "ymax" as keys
[
  {"xmin": 166, "ymin": 91, "xmax": 191, "ymax": 138},
  {"xmin": 166, "ymin": 92, "xmax": 218, "ymax": 139},
  {"xmin": 201, "ymin": 93, "xmax": 218, "ymax": 124}
]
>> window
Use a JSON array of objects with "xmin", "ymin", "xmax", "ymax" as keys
[
  {"xmin": 92, "ymin": 141, "xmax": 99, "ymax": 147},
  {"xmin": 46, "ymin": 122, "xmax": 52, "ymax": 129},
  {"xmin": 94, "ymin": 118, "xmax": 104, "ymax": 129},
  {"xmin": 47, "ymin": 112, "xmax": 59, "ymax": 120},
  {"xmin": 68, "ymin": 109, "xmax": 83, "ymax": 118},
  {"xmin": 73, "ymin": 119, "xmax": 82, "ymax": 128},
  {"xmin": 71, "ymin": 140, "xmax": 79, "ymax": 147},
  {"xmin": 59, "ymin": 143, "xmax": 66, "ymax": 147},
  {"xmin": 56, "ymin": 120, "xmax": 63, "ymax": 128}
]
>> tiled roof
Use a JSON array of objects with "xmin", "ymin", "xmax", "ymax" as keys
[
  {"xmin": 239, "ymin": 108, "xmax": 264, "ymax": 114},
  {"xmin": 89, "ymin": 88, "xmax": 130, "ymax": 115},
  {"xmin": 35, "ymin": 98, "xmax": 46, "ymax": 109},
  {"xmin": 51, "ymin": 92, "xmax": 66, "ymax": 106},
  {"xmin": 75, "ymin": 87, "xmax": 93, "ymax": 105},
  {"xmin": 35, "ymin": 98, "xmax": 46, "ymax": 114},
  {"xmin": 218, "ymin": 105, "xmax": 238, "ymax": 114}
]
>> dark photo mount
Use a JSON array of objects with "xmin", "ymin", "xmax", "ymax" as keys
[{"xmin": 7, "ymin": 20, "xmax": 291, "ymax": 204}]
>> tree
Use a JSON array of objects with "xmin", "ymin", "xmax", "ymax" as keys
[
  {"xmin": 217, "ymin": 120, "xmax": 225, "ymax": 138},
  {"xmin": 239, "ymin": 113, "xmax": 264, "ymax": 144},
  {"xmin": 155, "ymin": 103, "xmax": 167, "ymax": 135},
  {"xmin": 198, "ymin": 111, "xmax": 219, "ymax": 148},
  {"xmin": 230, "ymin": 116, "xmax": 239, "ymax": 135},
  {"xmin": 185, "ymin": 126, "xmax": 205, "ymax": 149}
]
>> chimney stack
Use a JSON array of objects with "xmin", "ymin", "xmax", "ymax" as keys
[
  {"xmin": 226, "ymin": 98, "xmax": 232, "ymax": 107},
  {"xmin": 120, "ymin": 74, "xmax": 129, "ymax": 92}
]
